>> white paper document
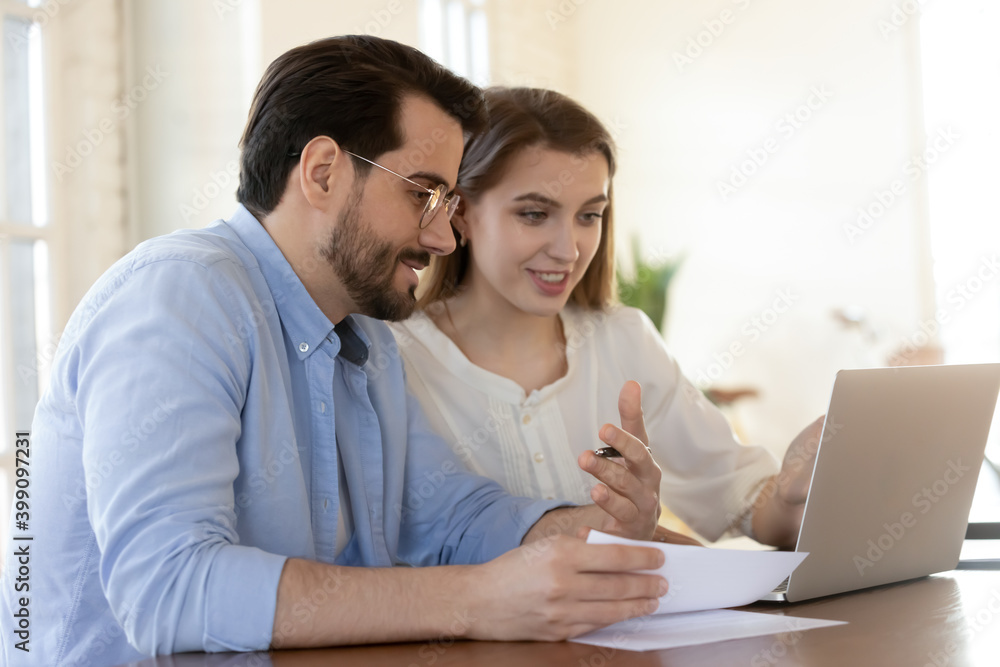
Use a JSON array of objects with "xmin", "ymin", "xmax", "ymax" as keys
[
  {"xmin": 586, "ymin": 530, "xmax": 808, "ymax": 613},
  {"xmin": 570, "ymin": 531, "xmax": 844, "ymax": 652},
  {"xmin": 571, "ymin": 609, "xmax": 847, "ymax": 652}
]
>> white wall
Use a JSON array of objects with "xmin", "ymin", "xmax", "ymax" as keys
[
  {"xmin": 557, "ymin": 0, "xmax": 936, "ymax": 453},
  {"xmin": 919, "ymin": 0, "xmax": 1000, "ymax": 463},
  {"xmin": 46, "ymin": 0, "xmax": 130, "ymax": 330},
  {"xmin": 124, "ymin": 0, "xmax": 259, "ymax": 243},
  {"xmin": 486, "ymin": 0, "xmax": 576, "ymax": 92},
  {"xmin": 259, "ymin": 0, "xmax": 421, "ymax": 69}
]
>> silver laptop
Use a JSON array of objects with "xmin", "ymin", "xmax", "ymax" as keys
[{"xmin": 763, "ymin": 363, "xmax": 1000, "ymax": 603}]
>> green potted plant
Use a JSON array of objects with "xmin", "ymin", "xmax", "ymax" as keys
[{"xmin": 616, "ymin": 236, "xmax": 683, "ymax": 334}]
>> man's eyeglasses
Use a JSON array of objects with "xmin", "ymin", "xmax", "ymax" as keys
[
  {"xmin": 344, "ymin": 150, "xmax": 460, "ymax": 229},
  {"xmin": 287, "ymin": 148, "xmax": 459, "ymax": 229},
  {"xmin": 288, "ymin": 149, "xmax": 461, "ymax": 229}
]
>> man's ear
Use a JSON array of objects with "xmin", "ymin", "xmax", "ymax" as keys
[{"xmin": 298, "ymin": 136, "xmax": 349, "ymax": 208}]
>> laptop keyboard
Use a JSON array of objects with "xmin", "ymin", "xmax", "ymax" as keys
[{"xmin": 772, "ymin": 576, "xmax": 790, "ymax": 594}]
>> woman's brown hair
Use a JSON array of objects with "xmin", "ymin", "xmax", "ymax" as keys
[{"xmin": 417, "ymin": 87, "xmax": 617, "ymax": 311}]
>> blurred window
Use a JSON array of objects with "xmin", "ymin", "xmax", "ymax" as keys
[
  {"xmin": 0, "ymin": 0, "xmax": 52, "ymax": 547},
  {"xmin": 419, "ymin": 0, "xmax": 490, "ymax": 85}
]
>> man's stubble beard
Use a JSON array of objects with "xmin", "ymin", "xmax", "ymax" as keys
[{"xmin": 322, "ymin": 187, "xmax": 430, "ymax": 322}]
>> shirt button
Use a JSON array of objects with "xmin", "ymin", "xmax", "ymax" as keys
[
  {"xmin": 522, "ymin": 414, "xmax": 531, "ymax": 425},
  {"xmin": 534, "ymin": 452, "xmax": 545, "ymax": 463},
  {"xmin": 323, "ymin": 498, "xmax": 329, "ymax": 510},
  {"xmin": 319, "ymin": 401, "xmax": 326, "ymax": 413},
  {"xmin": 299, "ymin": 342, "xmax": 309, "ymax": 353}
]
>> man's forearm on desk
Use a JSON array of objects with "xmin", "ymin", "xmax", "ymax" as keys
[
  {"xmin": 271, "ymin": 533, "xmax": 666, "ymax": 647},
  {"xmin": 271, "ymin": 557, "xmax": 479, "ymax": 648}
]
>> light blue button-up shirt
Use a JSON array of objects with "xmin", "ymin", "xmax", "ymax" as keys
[{"xmin": 0, "ymin": 206, "xmax": 565, "ymax": 666}]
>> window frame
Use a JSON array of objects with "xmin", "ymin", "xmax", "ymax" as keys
[{"xmin": 0, "ymin": 0, "xmax": 59, "ymax": 548}]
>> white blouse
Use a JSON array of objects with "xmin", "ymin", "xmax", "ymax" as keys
[{"xmin": 389, "ymin": 305, "xmax": 779, "ymax": 541}]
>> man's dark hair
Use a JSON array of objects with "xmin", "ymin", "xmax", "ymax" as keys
[{"xmin": 237, "ymin": 35, "xmax": 487, "ymax": 220}]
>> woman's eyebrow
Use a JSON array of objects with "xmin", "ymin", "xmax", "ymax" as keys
[
  {"xmin": 513, "ymin": 192, "xmax": 561, "ymax": 207},
  {"xmin": 581, "ymin": 194, "xmax": 609, "ymax": 206},
  {"xmin": 512, "ymin": 193, "xmax": 609, "ymax": 207}
]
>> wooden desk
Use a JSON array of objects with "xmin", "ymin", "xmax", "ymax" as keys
[{"xmin": 121, "ymin": 569, "xmax": 1000, "ymax": 667}]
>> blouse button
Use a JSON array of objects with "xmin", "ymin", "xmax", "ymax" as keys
[
  {"xmin": 299, "ymin": 342, "xmax": 309, "ymax": 353},
  {"xmin": 522, "ymin": 414, "xmax": 532, "ymax": 425},
  {"xmin": 534, "ymin": 452, "xmax": 545, "ymax": 463}
]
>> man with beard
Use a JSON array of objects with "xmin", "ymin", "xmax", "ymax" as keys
[{"xmin": 0, "ymin": 36, "xmax": 671, "ymax": 666}]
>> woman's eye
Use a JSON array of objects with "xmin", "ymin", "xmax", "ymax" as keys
[
  {"xmin": 579, "ymin": 212, "xmax": 603, "ymax": 225},
  {"xmin": 518, "ymin": 210, "xmax": 547, "ymax": 223}
]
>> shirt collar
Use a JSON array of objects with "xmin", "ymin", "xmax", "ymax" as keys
[
  {"xmin": 396, "ymin": 308, "xmax": 578, "ymax": 405},
  {"xmin": 334, "ymin": 317, "xmax": 371, "ymax": 366},
  {"xmin": 225, "ymin": 204, "xmax": 335, "ymax": 360}
]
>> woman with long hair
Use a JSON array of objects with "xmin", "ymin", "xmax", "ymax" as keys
[{"xmin": 390, "ymin": 87, "xmax": 820, "ymax": 546}]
